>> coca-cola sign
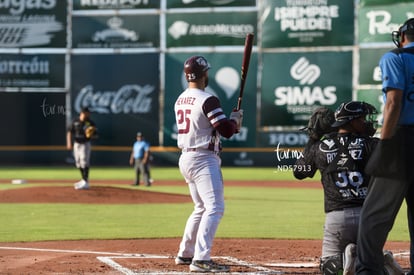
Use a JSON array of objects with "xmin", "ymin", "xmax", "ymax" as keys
[{"xmin": 74, "ymin": 84, "xmax": 154, "ymax": 114}]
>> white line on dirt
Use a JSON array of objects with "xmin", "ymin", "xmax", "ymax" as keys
[
  {"xmin": 0, "ymin": 246, "xmax": 320, "ymax": 274},
  {"xmin": 96, "ymin": 255, "xmax": 285, "ymax": 275},
  {"xmin": 97, "ymin": 256, "xmax": 137, "ymax": 275},
  {"xmin": 0, "ymin": 246, "xmax": 141, "ymax": 256},
  {"xmin": 221, "ymin": 256, "xmax": 276, "ymax": 272}
]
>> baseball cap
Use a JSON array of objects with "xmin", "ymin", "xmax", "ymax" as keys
[
  {"xmin": 136, "ymin": 132, "xmax": 143, "ymax": 136},
  {"xmin": 81, "ymin": 107, "xmax": 90, "ymax": 113}
]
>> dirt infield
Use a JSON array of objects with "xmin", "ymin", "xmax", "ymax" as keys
[{"xmin": 0, "ymin": 180, "xmax": 410, "ymax": 274}]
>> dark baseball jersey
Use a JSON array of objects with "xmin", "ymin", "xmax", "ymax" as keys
[
  {"xmin": 68, "ymin": 118, "xmax": 96, "ymax": 143},
  {"xmin": 294, "ymin": 133, "xmax": 378, "ymax": 213}
]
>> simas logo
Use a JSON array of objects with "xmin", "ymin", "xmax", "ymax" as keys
[
  {"xmin": 274, "ymin": 57, "xmax": 336, "ymax": 114},
  {"xmin": 74, "ymin": 84, "xmax": 154, "ymax": 114}
]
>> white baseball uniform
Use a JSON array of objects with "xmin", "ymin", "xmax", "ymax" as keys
[{"xmin": 174, "ymin": 87, "xmax": 237, "ymax": 261}]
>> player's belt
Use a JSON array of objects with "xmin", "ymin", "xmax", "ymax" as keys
[{"xmin": 182, "ymin": 148, "xmax": 220, "ymax": 155}]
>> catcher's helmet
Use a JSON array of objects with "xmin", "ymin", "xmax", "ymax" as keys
[
  {"xmin": 392, "ymin": 18, "xmax": 414, "ymax": 47},
  {"xmin": 332, "ymin": 101, "xmax": 377, "ymax": 128},
  {"xmin": 184, "ymin": 56, "xmax": 210, "ymax": 82}
]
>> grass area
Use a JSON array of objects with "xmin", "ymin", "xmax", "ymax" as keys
[
  {"xmin": 0, "ymin": 167, "xmax": 408, "ymax": 242},
  {"xmin": 0, "ymin": 166, "xmax": 318, "ymax": 181}
]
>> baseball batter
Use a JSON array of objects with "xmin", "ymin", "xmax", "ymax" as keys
[
  {"xmin": 66, "ymin": 107, "xmax": 97, "ymax": 190},
  {"xmin": 173, "ymin": 56, "xmax": 243, "ymax": 273}
]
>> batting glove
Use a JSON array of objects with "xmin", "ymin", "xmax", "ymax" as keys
[{"xmin": 230, "ymin": 109, "xmax": 243, "ymax": 132}]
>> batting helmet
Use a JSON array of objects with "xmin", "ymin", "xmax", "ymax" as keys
[
  {"xmin": 332, "ymin": 101, "xmax": 377, "ymax": 128},
  {"xmin": 184, "ymin": 56, "xmax": 210, "ymax": 82}
]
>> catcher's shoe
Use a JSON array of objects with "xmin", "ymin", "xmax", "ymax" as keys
[
  {"xmin": 383, "ymin": 250, "xmax": 404, "ymax": 275},
  {"xmin": 175, "ymin": 256, "xmax": 193, "ymax": 265},
  {"xmin": 343, "ymin": 243, "xmax": 356, "ymax": 275},
  {"xmin": 190, "ymin": 260, "xmax": 230, "ymax": 273}
]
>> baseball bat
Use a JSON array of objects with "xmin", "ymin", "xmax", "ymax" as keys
[{"xmin": 236, "ymin": 33, "xmax": 254, "ymax": 111}]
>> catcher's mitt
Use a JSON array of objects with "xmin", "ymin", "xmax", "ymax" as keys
[
  {"xmin": 85, "ymin": 126, "xmax": 96, "ymax": 139},
  {"xmin": 303, "ymin": 107, "xmax": 335, "ymax": 141}
]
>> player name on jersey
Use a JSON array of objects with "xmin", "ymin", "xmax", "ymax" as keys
[{"xmin": 176, "ymin": 96, "xmax": 196, "ymax": 105}]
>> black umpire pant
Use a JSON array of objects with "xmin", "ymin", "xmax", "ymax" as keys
[{"xmin": 356, "ymin": 126, "xmax": 414, "ymax": 274}]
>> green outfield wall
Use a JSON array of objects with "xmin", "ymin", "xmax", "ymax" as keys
[{"xmin": 0, "ymin": 0, "xmax": 411, "ymax": 166}]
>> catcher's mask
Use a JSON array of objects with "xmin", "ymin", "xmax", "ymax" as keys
[
  {"xmin": 332, "ymin": 101, "xmax": 378, "ymax": 136},
  {"xmin": 392, "ymin": 18, "xmax": 414, "ymax": 48},
  {"xmin": 184, "ymin": 55, "xmax": 211, "ymax": 82}
]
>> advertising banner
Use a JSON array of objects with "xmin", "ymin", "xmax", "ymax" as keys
[
  {"xmin": 0, "ymin": 92, "xmax": 66, "ymax": 145},
  {"xmin": 358, "ymin": 3, "xmax": 414, "ymax": 44},
  {"xmin": 261, "ymin": 51, "xmax": 352, "ymax": 127},
  {"xmin": 0, "ymin": 54, "xmax": 65, "ymax": 88},
  {"xmin": 72, "ymin": 15, "xmax": 159, "ymax": 48},
  {"xmin": 0, "ymin": 1, "xmax": 66, "ymax": 48},
  {"xmin": 166, "ymin": 12, "xmax": 256, "ymax": 47},
  {"xmin": 71, "ymin": 54, "xmax": 159, "ymax": 146},
  {"xmin": 358, "ymin": 48, "xmax": 389, "ymax": 85},
  {"xmin": 163, "ymin": 53, "xmax": 257, "ymax": 148},
  {"xmin": 167, "ymin": 0, "xmax": 256, "ymax": 8},
  {"xmin": 260, "ymin": 0, "xmax": 354, "ymax": 47},
  {"xmin": 359, "ymin": 0, "xmax": 412, "ymax": 7},
  {"xmin": 258, "ymin": 130, "xmax": 309, "ymax": 148},
  {"xmin": 73, "ymin": 0, "xmax": 160, "ymax": 10}
]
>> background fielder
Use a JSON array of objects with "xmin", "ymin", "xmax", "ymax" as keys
[{"xmin": 66, "ymin": 107, "xmax": 97, "ymax": 190}]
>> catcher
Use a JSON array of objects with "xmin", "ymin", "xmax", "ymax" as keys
[
  {"xmin": 66, "ymin": 107, "xmax": 98, "ymax": 190},
  {"xmin": 294, "ymin": 102, "xmax": 402, "ymax": 275}
]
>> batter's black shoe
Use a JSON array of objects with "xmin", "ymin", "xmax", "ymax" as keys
[
  {"xmin": 175, "ymin": 256, "xmax": 193, "ymax": 265},
  {"xmin": 190, "ymin": 260, "xmax": 230, "ymax": 273}
]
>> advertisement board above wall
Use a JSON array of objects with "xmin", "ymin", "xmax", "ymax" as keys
[
  {"xmin": 73, "ymin": 0, "xmax": 160, "ymax": 10},
  {"xmin": 72, "ymin": 15, "xmax": 159, "ymax": 48},
  {"xmin": 166, "ymin": 11, "xmax": 256, "ymax": 47},
  {"xmin": 358, "ymin": 2, "xmax": 414, "ymax": 44},
  {"xmin": 260, "ymin": 0, "xmax": 354, "ymax": 47},
  {"xmin": 0, "ymin": 0, "xmax": 66, "ymax": 48},
  {"xmin": 260, "ymin": 51, "xmax": 352, "ymax": 127},
  {"xmin": 71, "ymin": 53, "xmax": 160, "ymax": 146},
  {"xmin": 0, "ymin": 54, "xmax": 65, "ymax": 88},
  {"xmin": 167, "ymin": 0, "xmax": 256, "ymax": 8}
]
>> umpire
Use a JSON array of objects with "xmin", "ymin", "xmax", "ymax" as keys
[
  {"xmin": 66, "ymin": 107, "xmax": 97, "ymax": 190},
  {"xmin": 356, "ymin": 18, "xmax": 414, "ymax": 275}
]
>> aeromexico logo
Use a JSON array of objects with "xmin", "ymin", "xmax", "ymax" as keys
[
  {"xmin": 168, "ymin": 21, "xmax": 254, "ymax": 39},
  {"xmin": 74, "ymin": 84, "xmax": 154, "ymax": 114},
  {"xmin": 274, "ymin": 57, "xmax": 337, "ymax": 107}
]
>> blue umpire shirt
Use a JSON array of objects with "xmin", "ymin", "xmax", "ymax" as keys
[
  {"xmin": 379, "ymin": 41, "xmax": 414, "ymax": 125},
  {"xmin": 132, "ymin": 140, "xmax": 150, "ymax": 159}
]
